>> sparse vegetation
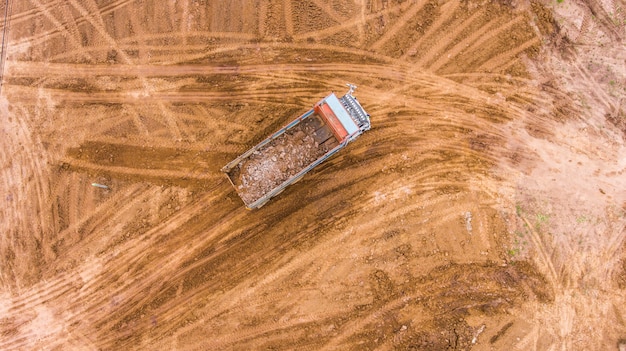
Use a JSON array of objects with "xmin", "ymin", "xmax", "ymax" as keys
[
  {"xmin": 536, "ymin": 213, "xmax": 549, "ymax": 222},
  {"xmin": 535, "ymin": 213, "xmax": 550, "ymax": 230}
]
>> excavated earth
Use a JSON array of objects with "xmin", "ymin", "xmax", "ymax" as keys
[
  {"xmin": 233, "ymin": 120, "xmax": 327, "ymax": 205},
  {"xmin": 1, "ymin": 0, "xmax": 625, "ymax": 350}
]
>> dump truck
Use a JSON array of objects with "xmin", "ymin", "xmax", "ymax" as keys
[{"xmin": 221, "ymin": 84, "xmax": 371, "ymax": 209}]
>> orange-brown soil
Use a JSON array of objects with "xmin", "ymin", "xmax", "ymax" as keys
[{"xmin": 1, "ymin": 0, "xmax": 625, "ymax": 350}]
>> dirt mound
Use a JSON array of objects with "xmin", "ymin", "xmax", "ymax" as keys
[{"xmin": 235, "ymin": 121, "xmax": 327, "ymax": 204}]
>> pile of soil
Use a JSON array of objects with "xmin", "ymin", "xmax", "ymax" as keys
[{"xmin": 237, "ymin": 122, "xmax": 328, "ymax": 204}]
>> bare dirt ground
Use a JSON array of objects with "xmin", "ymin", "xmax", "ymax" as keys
[{"xmin": 0, "ymin": 0, "xmax": 625, "ymax": 350}]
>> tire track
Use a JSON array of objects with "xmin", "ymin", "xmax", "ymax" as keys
[
  {"xmin": 8, "ymin": 0, "xmax": 63, "ymax": 24},
  {"xmin": 58, "ymin": 2, "xmax": 86, "ymax": 59},
  {"xmin": 321, "ymin": 261, "xmax": 532, "ymax": 349},
  {"xmin": 569, "ymin": 54, "xmax": 617, "ymax": 111},
  {"xmin": 586, "ymin": 0, "xmax": 622, "ymax": 41},
  {"xmin": 291, "ymin": 0, "xmax": 411, "ymax": 41},
  {"xmin": 4, "ymin": 185, "xmax": 157, "ymax": 316},
  {"xmin": 126, "ymin": 2, "xmax": 150, "ymax": 65},
  {"xmin": 478, "ymin": 37, "xmax": 541, "ymax": 72},
  {"xmin": 2, "ymin": 272, "xmax": 78, "ymax": 318},
  {"xmin": 322, "ymin": 293, "xmax": 418, "ymax": 350},
  {"xmin": 120, "ymin": 106, "xmax": 150, "ymax": 137},
  {"xmin": 3, "ymin": 186, "xmax": 229, "ymax": 346},
  {"xmin": 130, "ymin": 186, "xmax": 368, "ymax": 342},
  {"xmin": 408, "ymin": 9, "xmax": 483, "ymax": 65},
  {"xmin": 258, "ymin": 0, "xmax": 267, "ymax": 38},
  {"xmin": 73, "ymin": 188, "xmax": 236, "ymax": 347},
  {"xmin": 65, "ymin": 173, "xmax": 89, "ymax": 235},
  {"xmin": 84, "ymin": 135, "xmax": 244, "ymax": 153},
  {"xmin": 67, "ymin": 0, "xmax": 181, "ymax": 139},
  {"xmin": 120, "ymin": 5, "xmax": 154, "ymax": 136},
  {"xmin": 13, "ymin": 104, "xmax": 52, "ymax": 254},
  {"xmin": 369, "ymin": 0, "xmax": 428, "ymax": 52},
  {"xmin": 309, "ymin": 0, "xmax": 350, "ymax": 24},
  {"xmin": 50, "ymin": 184, "xmax": 151, "ymax": 255},
  {"xmin": 19, "ymin": 31, "xmax": 257, "ymax": 63},
  {"xmin": 575, "ymin": 13, "xmax": 591, "ymax": 42},
  {"xmin": 22, "ymin": 80, "xmax": 523, "ymax": 123},
  {"xmin": 45, "ymin": 39, "xmax": 247, "ymax": 62},
  {"xmin": 198, "ymin": 312, "xmax": 341, "ymax": 349},
  {"xmin": 178, "ymin": 0, "xmax": 189, "ymax": 45},
  {"xmin": 356, "ymin": 0, "xmax": 366, "ymax": 44},
  {"xmin": 167, "ymin": 228, "xmax": 361, "ymax": 349},
  {"xmin": 27, "ymin": 0, "xmax": 94, "ymax": 62},
  {"xmin": 427, "ymin": 16, "xmax": 501, "ymax": 72},
  {"xmin": 8, "ymin": 61, "xmax": 538, "ymax": 129},
  {"xmin": 114, "ymin": 30, "xmax": 259, "ymax": 43},
  {"xmin": 399, "ymin": 0, "xmax": 461, "ymax": 61},
  {"xmin": 94, "ymin": 0, "xmax": 135, "ymax": 19},
  {"xmin": 10, "ymin": 0, "xmax": 134, "ymax": 28},
  {"xmin": 520, "ymin": 215, "xmax": 558, "ymax": 288},
  {"xmin": 157, "ymin": 40, "xmax": 406, "ymax": 65},
  {"xmin": 9, "ymin": 61, "xmax": 407, "ymax": 78},
  {"xmin": 604, "ymin": 221, "xmax": 626, "ymax": 274},
  {"xmin": 0, "ymin": 0, "xmax": 13, "ymax": 95},
  {"xmin": 38, "ymin": 35, "xmax": 399, "ymax": 70},
  {"xmin": 59, "ymin": 157, "xmax": 221, "ymax": 183},
  {"xmin": 0, "ymin": 99, "xmax": 49, "ymax": 287},
  {"xmin": 442, "ymin": 72, "xmax": 534, "ymax": 84},
  {"xmin": 440, "ymin": 14, "xmax": 527, "ymax": 73},
  {"xmin": 61, "ymin": 105, "xmax": 140, "ymax": 142},
  {"xmin": 158, "ymin": 249, "xmax": 348, "ymax": 342},
  {"xmin": 30, "ymin": 88, "xmax": 324, "ymax": 104},
  {"xmin": 282, "ymin": 0, "xmax": 294, "ymax": 37}
]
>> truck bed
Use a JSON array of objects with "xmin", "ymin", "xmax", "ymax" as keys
[{"xmin": 227, "ymin": 113, "xmax": 339, "ymax": 205}]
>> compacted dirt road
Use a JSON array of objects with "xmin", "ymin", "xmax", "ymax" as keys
[{"xmin": 1, "ymin": 0, "xmax": 625, "ymax": 350}]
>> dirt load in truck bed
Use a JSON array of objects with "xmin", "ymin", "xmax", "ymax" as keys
[{"xmin": 234, "ymin": 119, "xmax": 329, "ymax": 204}]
